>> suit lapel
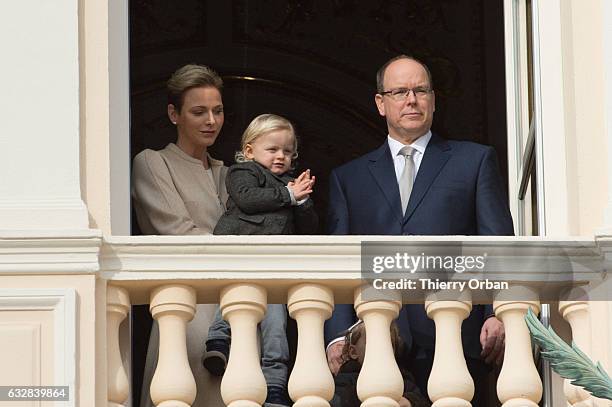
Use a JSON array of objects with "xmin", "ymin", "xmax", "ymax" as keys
[
  {"xmin": 403, "ymin": 134, "xmax": 451, "ymax": 222},
  {"xmin": 368, "ymin": 143, "xmax": 403, "ymax": 223}
]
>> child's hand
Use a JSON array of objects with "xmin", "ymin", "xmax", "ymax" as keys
[
  {"xmin": 288, "ymin": 169, "xmax": 315, "ymax": 201},
  {"xmin": 295, "ymin": 169, "xmax": 315, "ymax": 185}
]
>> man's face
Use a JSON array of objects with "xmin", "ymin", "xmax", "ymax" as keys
[{"xmin": 375, "ymin": 59, "xmax": 435, "ymax": 143}]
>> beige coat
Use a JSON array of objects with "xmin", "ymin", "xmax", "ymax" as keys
[{"xmin": 132, "ymin": 143, "xmax": 229, "ymax": 235}]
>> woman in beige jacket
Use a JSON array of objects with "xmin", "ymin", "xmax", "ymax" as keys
[{"xmin": 132, "ymin": 64, "xmax": 229, "ymax": 407}]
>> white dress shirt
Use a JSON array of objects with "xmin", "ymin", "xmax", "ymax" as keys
[{"xmin": 387, "ymin": 131, "xmax": 432, "ymax": 182}]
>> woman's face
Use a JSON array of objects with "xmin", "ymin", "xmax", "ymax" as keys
[{"xmin": 169, "ymin": 86, "xmax": 224, "ymax": 153}]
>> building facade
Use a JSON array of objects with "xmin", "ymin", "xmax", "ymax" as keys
[{"xmin": 1, "ymin": 0, "xmax": 612, "ymax": 406}]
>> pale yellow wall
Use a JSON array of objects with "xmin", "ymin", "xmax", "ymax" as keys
[
  {"xmin": 0, "ymin": 311, "xmax": 55, "ymax": 386},
  {"xmin": 563, "ymin": 0, "xmax": 612, "ymax": 392},
  {"xmin": 80, "ymin": 0, "xmax": 112, "ymax": 235},
  {"xmin": 562, "ymin": 0, "xmax": 608, "ymax": 236},
  {"xmin": 0, "ymin": 275, "xmax": 103, "ymax": 407}
]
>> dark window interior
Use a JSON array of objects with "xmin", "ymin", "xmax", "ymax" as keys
[
  {"xmin": 130, "ymin": 0, "xmax": 508, "ymax": 235},
  {"xmin": 129, "ymin": 1, "xmax": 507, "ymax": 404}
]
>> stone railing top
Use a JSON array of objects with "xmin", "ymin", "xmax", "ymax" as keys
[
  {"xmin": 1, "ymin": 232, "xmax": 609, "ymax": 303},
  {"xmin": 98, "ymin": 235, "xmax": 610, "ymax": 304}
]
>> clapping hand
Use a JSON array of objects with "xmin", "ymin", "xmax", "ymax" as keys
[{"xmin": 288, "ymin": 169, "xmax": 315, "ymax": 201}]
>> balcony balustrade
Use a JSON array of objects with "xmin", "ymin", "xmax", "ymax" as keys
[{"xmin": 100, "ymin": 235, "xmax": 610, "ymax": 407}]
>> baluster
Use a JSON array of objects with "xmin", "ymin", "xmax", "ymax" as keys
[
  {"xmin": 426, "ymin": 290, "xmax": 474, "ymax": 407},
  {"xmin": 354, "ymin": 285, "xmax": 403, "ymax": 407},
  {"xmin": 288, "ymin": 283, "xmax": 335, "ymax": 407},
  {"xmin": 150, "ymin": 284, "xmax": 197, "ymax": 407},
  {"xmin": 220, "ymin": 283, "xmax": 268, "ymax": 407},
  {"xmin": 559, "ymin": 298, "xmax": 594, "ymax": 407},
  {"xmin": 494, "ymin": 286, "xmax": 542, "ymax": 407},
  {"xmin": 107, "ymin": 285, "xmax": 130, "ymax": 407}
]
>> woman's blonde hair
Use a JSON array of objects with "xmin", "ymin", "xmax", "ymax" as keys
[
  {"xmin": 235, "ymin": 114, "xmax": 298, "ymax": 163},
  {"xmin": 167, "ymin": 64, "xmax": 223, "ymax": 112}
]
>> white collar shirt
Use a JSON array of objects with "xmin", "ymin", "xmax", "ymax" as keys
[{"xmin": 387, "ymin": 131, "xmax": 432, "ymax": 182}]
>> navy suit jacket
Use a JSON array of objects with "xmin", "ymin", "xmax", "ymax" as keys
[{"xmin": 327, "ymin": 134, "xmax": 514, "ymax": 359}]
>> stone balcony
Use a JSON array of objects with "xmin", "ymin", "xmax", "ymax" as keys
[{"xmin": 99, "ymin": 235, "xmax": 611, "ymax": 407}]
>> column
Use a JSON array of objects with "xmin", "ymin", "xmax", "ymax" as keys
[
  {"xmin": 494, "ymin": 286, "xmax": 542, "ymax": 407},
  {"xmin": 220, "ymin": 283, "xmax": 268, "ymax": 407},
  {"xmin": 559, "ymin": 298, "xmax": 594, "ymax": 407},
  {"xmin": 149, "ymin": 284, "xmax": 197, "ymax": 407},
  {"xmin": 106, "ymin": 285, "xmax": 130, "ymax": 407},
  {"xmin": 598, "ymin": 0, "xmax": 612, "ymax": 233},
  {"xmin": 425, "ymin": 290, "xmax": 474, "ymax": 407},
  {"xmin": 0, "ymin": 0, "xmax": 88, "ymax": 229},
  {"xmin": 287, "ymin": 283, "xmax": 335, "ymax": 407},
  {"xmin": 354, "ymin": 285, "xmax": 403, "ymax": 407}
]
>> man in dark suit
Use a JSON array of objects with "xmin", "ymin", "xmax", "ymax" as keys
[{"xmin": 326, "ymin": 55, "xmax": 514, "ymax": 405}]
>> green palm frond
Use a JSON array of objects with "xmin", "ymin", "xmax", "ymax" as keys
[{"xmin": 524, "ymin": 308, "xmax": 612, "ymax": 400}]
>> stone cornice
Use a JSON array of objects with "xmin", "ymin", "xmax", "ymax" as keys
[
  {"xmin": 0, "ymin": 230, "xmax": 102, "ymax": 273},
  {"xmin": 1, "ymin": 233, "xmax": 608, "ymax": 304},
  {"xmin": 98, "ymin": 235, "xmax": 608, "ymax": 303},
  {"xmin": 100, "ymin": 235, "xmax": 601, "ymax": 276}
]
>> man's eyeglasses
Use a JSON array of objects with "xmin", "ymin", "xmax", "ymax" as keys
[{"xmin": 379, "ymin": 87, "xmax": 433, "ymax": 101}]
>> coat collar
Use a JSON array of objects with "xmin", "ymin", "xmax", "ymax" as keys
[
  {"xmin": 248, "ymin": 160, "xmax": 292, "ymax": 184},
  {"xmin": 166, "ymin": 143, "xmax": 224, "ymax": 167}
]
